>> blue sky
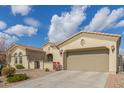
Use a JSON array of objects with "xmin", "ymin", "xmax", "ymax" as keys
[{"xmin": 0, "ymin": 5, "xmax": 124, "ymax": 52}]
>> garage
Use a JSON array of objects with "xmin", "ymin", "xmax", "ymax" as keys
[{"xmin": 64, "ymin": 47, "xmax": 109, "ymax": 72}]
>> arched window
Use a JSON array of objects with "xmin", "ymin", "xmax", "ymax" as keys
[
  {"xmin": 47, "ymin": 54, "xmax": 53, "ymax": 62},
  {"xmin": 19, "ymin": 52, "xmax": 23, "ymax": 64},
  {"xmin": 14, "ymin": 53, "xmax": 17, "ymax": 64}
]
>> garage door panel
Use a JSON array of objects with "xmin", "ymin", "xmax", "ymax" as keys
[{"xmin": 67, "ymin": 49, "xmax": 109, "ymax": 72}]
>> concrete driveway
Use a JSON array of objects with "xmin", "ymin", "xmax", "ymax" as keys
[{"xmin": 11, "ymin": 71, "xmax": 108, "ymax": 88}]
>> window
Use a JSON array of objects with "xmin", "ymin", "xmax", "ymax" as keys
[
  {"xmin": 14, "ymin": 53, "xmax": 17, "ymax": 64},
  {"xmin": 19, "ymin": 52, "xmax": 23, "ymax": 64},
  {"xmin": 19, "ymin": 56, "xmax": 22, "ymax": 64},
  {"xmin": 15, "ymin": 57, "xmax": 17, "ymax": 64}
]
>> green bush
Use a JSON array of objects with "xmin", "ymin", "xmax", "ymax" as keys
[
  {"xmin": 15, "ymin": 64, "xmax": 25, "ymax": 69},
  {"xmin": 7, "ymin": 73, "xmax": 29, "ymax": 83},
  {"xmin": 1, "ymin": 65, "xmax": 16, "ymax": 77}
]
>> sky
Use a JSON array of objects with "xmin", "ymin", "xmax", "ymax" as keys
[{"xmin": 0, "ymin": 5, "xmax": 124, "ymax": 53}]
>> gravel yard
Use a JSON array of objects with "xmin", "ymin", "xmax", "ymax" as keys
[
  {"xmin": 114, "ymin": 74, "xmax": 124, "ymax": 88},
  {"xmin": 0, "ymin": 69, "xmax": 53, "ymax": 88}
]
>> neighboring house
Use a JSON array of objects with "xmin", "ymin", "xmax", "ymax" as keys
[
  {"xmin": 0, "ymin": 52, "xmax": 6, "ymax": 65},
  {"xmin": 7, "ymin": 44, "xmax": 45, "ymax": 69},
  {"xmin": 43, "ymin": 31, "xmax": 121, "ymax": 74}
]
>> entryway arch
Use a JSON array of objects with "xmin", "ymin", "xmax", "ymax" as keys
[{"xmin": 46, "ymin": 54, "xmax": 53, "ymax": 62}]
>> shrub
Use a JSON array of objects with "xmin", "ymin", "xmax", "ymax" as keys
[
  {"xmin": 9, "ymin": 67, "xmax": 16, "ymax": 76},
  {"xmin": 7, "ymin": 73, "xmax": 29, "ymax": 83},
  {"xmin": 1, "ymin": 65, "xmax": 16, "ymax": 77},
  {"xmin": 45, "ymin": 68, "xmax": 50, "ymax": 72},
  {"xmin": 15, "ymin": 64, "xmax": 24, "ymax": 69}
]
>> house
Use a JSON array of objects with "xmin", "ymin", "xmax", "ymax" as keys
[
  {"xmin": 7, "ymin": 31, "xmax": 121, "ymax": 74},
  {"xmin": 7, "ymin": 44, "xmax": 45, "ymax": 69},
  {"xmin": 43, "ymin": 31, "xmax": 121, "ymax": 74}
]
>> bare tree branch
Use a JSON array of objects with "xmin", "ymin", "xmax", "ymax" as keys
[{"xmin": 0, "ymin": 34, "xmax": 15, "ymax": 52}]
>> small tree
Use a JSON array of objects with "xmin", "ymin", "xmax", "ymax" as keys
[
  {"xmin": 0, "ymin": 33, "xmax": 17, "ymax": 64},
  {"xmin": 0, "ymin": 34, "xmax": 15, "ymax": 52},
  {"xmin": 1, "ymin": 65, "xmax": 16, "ymax": 77}
]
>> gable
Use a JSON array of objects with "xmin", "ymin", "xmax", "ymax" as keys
[
  {"xmin": 42, "ymin": 43, "xmax": 51, "ymax": 49},
  {"xmin": 43, "ymin": 42, "xmax": 58, "ymax": 51},
  {"xmin": 57, "ymin": 31, "xmax": 120, "ymax": 48},
  {"xmin": 10, "ymin": 46, "xmax": 26, "ymax": 56},
  {"xmin": 60, "ymin": 35, "xmax": 117, "ymax": 50}
]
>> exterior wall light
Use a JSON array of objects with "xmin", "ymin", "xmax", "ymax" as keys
[
  {"xmin": 59, "ymin": 49, "xmax": 63, "ymax": 56},
  {"xmin": 111, "ymin": 45, "xmax": 115, "ymax": 52}
]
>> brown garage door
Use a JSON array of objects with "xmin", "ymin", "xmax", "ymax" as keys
[{"xmin": 66, "ymin": 49, "xmax": 109, "ymax": 72}]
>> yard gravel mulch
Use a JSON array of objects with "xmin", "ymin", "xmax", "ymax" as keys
[{"xmin": 0, "ymin": 69, "xmax": 53, "ymax": 88}]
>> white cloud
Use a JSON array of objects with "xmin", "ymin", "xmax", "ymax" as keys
[
  {"xmin": 84, "ymin": 7, "xmax": 124, "ymax": 32},
  {"xmin": 24, "ymin": 17, "xmax": 40, "ymax": 27},
  {"xmin": 48, "ymin": 5, "xmax": 89, "ymax": 43},
  {"xmin": 4, "ymin": 24, "xmax": 38, "ymax": 37},
  {"xmin": 115, "ymin": 20, "xmax": 124, "ymax": 27},
  {"xmin": 0, "ymin": 20, "xmax": 7, "ymax": 30},
  {"xmin": 11, "ymin": 5, "xmax": 32, "ymax": 16},
  {"xmin": 0, "ymin": 32, "xmax": 18, "ymax": 41}
]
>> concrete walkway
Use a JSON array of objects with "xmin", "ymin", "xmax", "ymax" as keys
[{"xmin": 11, "ymin": 71, "xmax": 108, "ymax": 88}]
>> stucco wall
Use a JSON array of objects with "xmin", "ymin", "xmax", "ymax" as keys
[
  {"xmin": 43, "ymin": 44, "xmax": 61, "ymax": 61},
  {"xmin": 44, "ymin": 62, "xmax": 53, "ymax": 70},
  {"xmin": 30, "ymin": 61, "xmax": 34, "ymax": 69},
  {"xmin": 59, "ymin": 36, "xmax": 118, "ymax": 73},
  {"xmin": 43, "ymin": 44, "xmax": 61, "ymax": 70},
  {"xmin": 10, "ymin": 48, "xmax": 29, "ymax": 69}
]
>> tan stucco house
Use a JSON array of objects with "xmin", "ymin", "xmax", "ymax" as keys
[
  {"xmin": 43, "ymin": 31, "xmax": 121, "ymax": 74},
  {"xmin": 7, "ymin": 44, "xmax": 45, "ymax": 69},
  {"xmin": 7, "ymin": 31, "xmax": 121, "ymax": 74}
]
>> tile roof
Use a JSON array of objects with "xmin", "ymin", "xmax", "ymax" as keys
[
  {"xmin": 82, "ymin": 31, "xmax": 121, "ymax": 37},
  {"xmin": 15, "ymin": 44, "xmax": 44, "ymax": 52}
]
